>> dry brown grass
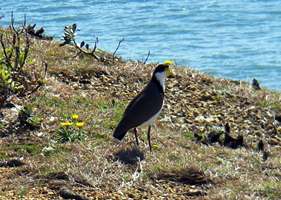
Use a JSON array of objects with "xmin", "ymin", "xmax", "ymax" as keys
[{"xmin": 1, "ymin": 30, "xmax": 281, "ymax": 199}]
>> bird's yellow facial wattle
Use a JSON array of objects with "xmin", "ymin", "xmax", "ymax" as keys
[
  {"xmin": 165, "ymin": 66, "xmax": 175, "ymax": 78},
  {"xmin": 164, "ymin": 60, "xmax": 173, "ymax": 65},
  {"xmin": 163, "ymin": 60, "xmax": 175, "ymax": 78}
]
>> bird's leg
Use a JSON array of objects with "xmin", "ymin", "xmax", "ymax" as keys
[
  {"xmin": 147, "ymin": 125, "xmax": 152, "ymax": 151},
  {"xmin": 134, "ymin": 128, "xmax": 139, "ymax": 146}
]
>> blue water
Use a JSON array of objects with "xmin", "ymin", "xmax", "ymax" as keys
[{"xmin": 1, "ymin": 0, "xmax": 281, "ymax": 90}]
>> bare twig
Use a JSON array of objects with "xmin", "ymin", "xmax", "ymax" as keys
[
  {"xmin": 72, "ymin": 51, "xmax": 82, "ymax": 59},
  {"xmin": 73, "ymin": 39, "xmax": 100, "ymax": 60},
  {"xmin": 24, "ymin": 83, "xmax": 42, "ymax": 97},
  {"xmin": 19, "ymin": 31, "xmax": 30, "ymax": 68},
  {"xmin": 9, "ymin": 12, "xmax": 21, "ymax": 70},
  {"xmin": 14, "ymin": 36, "xmax": 20, "ymax": 69},
  {"xmin": 0, "ymin": 34, "xmax": 12, "ymax": 66},
  {"xmin": 112, "ymin": 38, "xmax": 124, "ymax": 60},
  {"xmin": 22, "ymin": 14, "xmax": 27, "ymax": 32},
  {"xmin": 143, "ymin": 50, "xmax": 150, "ymax": 64},
  {"xmin": 10, "ymin": 12, "xmax": 18, "ymax": 35},
  {"xmin": 43, "ymin": 62, "xmax": 48, "ymax": 78},
  {"xmin": 7, "ymin": 33, "xmax": 16, "ymax": 60},
  {"xmin": 92, "ymin": 37, "xmax": 98, "ymax": 54}
]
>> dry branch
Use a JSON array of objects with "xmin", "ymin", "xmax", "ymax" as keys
[
  {"xmin": 112, "ymin": 38, "xmax": 124, "ymax": 60},
  {"xmin": 143, "ymin": 50, "xmax": 150, "ymax": 64}
]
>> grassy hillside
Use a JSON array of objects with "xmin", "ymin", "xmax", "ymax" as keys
[{"xmin": 1, "ymin": 26, "xmax": 281, "ymax": 199}]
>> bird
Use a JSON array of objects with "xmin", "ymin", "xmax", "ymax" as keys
[
  {"xmin": 113, "ymin": 61, "xmax": 175, "ymax": 151},
  {"xmin": 252, "ymin": 78, "xmax": 261, "ymax": 90},
  {"xmin": 223, "ymin": 123, "xmax": 244, "ymax": 149},
  {"xmin": 275, "ymin": 115, "xmax": 281, "ymax": 123},
  {"xmin": 256, "ymin": 140, "xmax": 264, "ymax": 152},
  {"xmin": 35, "ymin": 27, "xmax": 45, "ymax": 36}
]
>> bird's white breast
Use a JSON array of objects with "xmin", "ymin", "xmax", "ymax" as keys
[
  {"xmin": 155, "ymin": 72, "xmax": 166, "ymax": 91},
  {"xmin": 140, "ymin": 103, "xmax": 163, "ymax": 127},
  {"xmin": 139, "ymin": 71, "xmax": 166, "ymax": 127}
]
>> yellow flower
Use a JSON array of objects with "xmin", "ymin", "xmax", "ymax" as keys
[
  {"xmin": 75, "ymin": 122, "xmax": 85, "ymax": 128},
  {"xmin": 164, "ymin": 60, "xmax": 173, "ymax": 65},
  {"xmin": 71, "ymin": 114, "xmax": 79, "ymax": 120},
  {"xmin": 60, "ymin": 121, "xmax": 73, "ymax": 126}
]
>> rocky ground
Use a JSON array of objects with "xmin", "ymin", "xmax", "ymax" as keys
[{"xmin": 1, "ymin": 34, "xmax": 281, "ymax": 199}]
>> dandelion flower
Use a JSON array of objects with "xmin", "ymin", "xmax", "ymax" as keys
[
  {"xmin": 71, "ymin": 114, "xmax": 79, "ymax": 120},
  {"xmin": 60, "ymin": 121, "xmax": 73, "ymax": 126},
  {"xmin": 75, "ymin": 122, "xmax": 85, "ymax": 128}
]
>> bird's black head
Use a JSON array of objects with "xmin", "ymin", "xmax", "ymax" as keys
[
  {"xmin": 153, "ymin": 63, "xmax": 175, "ymax": 78},
  {"xmin": 153, "ymin": 64, "xmax": 169, "ymax": 73}
]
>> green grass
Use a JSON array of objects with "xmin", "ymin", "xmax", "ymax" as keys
[
  {"xmin": 94, "ymin": 98, "xmax": 127, "ymax": 130},
  {"xmin": 37, "ymin": 145, "xmax": 73, "ymax": 176},
  {"xmin": 257, "ymin": 181, "xmax": 281, "ymax": 199},
  {"xmin": 1, "ymin": 27, "xmax": 281, "ymax": 199},
  {"xmin": 257, "ymin": 99, "xmax": 281, "ymax": 111},
  {"xmin": 0, "ymin": 121, "xmax": 4, "ymax": 129},
  {"xmin": 18, "ymin": 186, "xmax": 28, "ymax": 200},
  {"xmin": 183, "ymin": 131, "xmax": 194, "ymax": 140},
  {"xmin": 0, "ymin": 143, "xmax": 42, "ymax": 159},
  {"xmin": 43, "ymin": 144, "xmax": 72, "ymax": 158},
  {"xmin": 0, "ymin": 151, "xmax": 8, "ymax": 160}
]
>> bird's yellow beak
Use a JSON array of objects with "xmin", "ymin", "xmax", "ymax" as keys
[{"xmin": 164, "ymin": 60, "xmax": 176, "ymax": 78}]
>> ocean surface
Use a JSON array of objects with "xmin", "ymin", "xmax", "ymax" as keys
[{"xmin": 1, "ymin": 0, "xmax": 281, "ymax": 90}]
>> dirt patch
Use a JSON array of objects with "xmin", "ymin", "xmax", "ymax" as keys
[{"xmin": 151, "ymin": 166, "xmax": 213, "ymax": 186}]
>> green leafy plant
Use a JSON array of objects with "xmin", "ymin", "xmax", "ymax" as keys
[
  {"xmin": 57, "ymin": 114, "xmax": 86, "ymax": 143},
  {"xmin": 0, "ymin": 13, "xmax": 45, "ymax": 105},
  {"xmin": 0, "ymin": 53, "xmax": 21, "ymax": 96},
  {"xmin": 0, "ymin": 121, "xmax": 4, "ymax": 129},
  {"xmin": 183, "ymin": 131, "xmax": 194, "ymax": 140},
  {"xmin": 60, "ymin": 23, "xmax": 100, "ymax": 60},
  {"xmin": 18, "ymin": 105, "xmax": 42, "ymax": 129}
]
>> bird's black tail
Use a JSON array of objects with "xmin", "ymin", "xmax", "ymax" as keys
[{"xmin": 113, "ymin": 122, "xmax": 128, "ymax": 141}]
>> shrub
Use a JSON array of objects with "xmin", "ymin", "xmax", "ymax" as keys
[{"xmin": 0, "ymin": 13, "xmax": 44, "ymax": 106}]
